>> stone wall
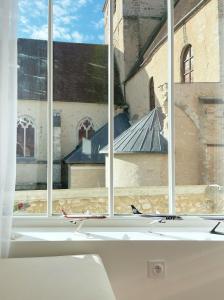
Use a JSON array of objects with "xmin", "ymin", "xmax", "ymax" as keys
[
  {"xmin": 17, "ymin": 101, "xmax": 108, "ymax": 188},
  {"xmin": 106, "ymin": 153, "xmax": 168, "ymax": 187},
  {"xmin": 68, "ymin": 165, "xmax": 105, "ymax": 189},
  {"xmin": 126, "ymin": 77, "xmax": 224, "ymax": 185},
  {"xmin": 125, "ymin": 1, "xmax": 221, "ymax": 119},
  {"xmin": 104, "ymin": 0, "xmax": 166, "ymax": 84},
  {"xmin": 17, "ymin": 101, "xmax": 108, "ymax": 160},
  {"xmin": 14, "ymin": 185, "xmax": 224, "ymax": 215}
]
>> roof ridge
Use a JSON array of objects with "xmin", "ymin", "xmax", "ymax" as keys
[{"xmin": 100, "ymin": 107, "xmax": 168, "ymax": 154}]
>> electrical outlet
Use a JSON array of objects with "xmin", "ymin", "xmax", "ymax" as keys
[{"xmin": 147, "ymin": 260, "xmax": 166, "ymax": 279}]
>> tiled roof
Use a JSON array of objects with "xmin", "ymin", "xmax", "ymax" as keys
[
  {"xmin": 18, "ymin": 38, "xmax": 123, "ymax": 104},
  {"xmin": 64, "ymin": 112, "xmax": 130, "ymax": 164},
  {"xmin": 100, "ymin": 107, "xmax": 168, "ymax": 154}
]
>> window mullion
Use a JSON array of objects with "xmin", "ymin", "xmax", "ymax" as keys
[
  {"xmin": 167, "ymin": 0, "xmax": 176, "ymax": 214},
  {"xmin": 108, "ymin": 0, "xmax": 114, "ymax": 217},
  {"xmin": 47, "ymin": 0, "xmax": 53, "ymax": 217},
  {"xmin": 23, "ymin": 127, "xmax": 26, "ymax": 157}
]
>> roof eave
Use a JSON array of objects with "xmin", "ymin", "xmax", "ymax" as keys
[
  {"xmin": 66, "ymin": 161, "xmax": 105, "ymax": 165},
  {"xmin": 102, "ymin": 151, "xmax": 168, "ymax": 155}
]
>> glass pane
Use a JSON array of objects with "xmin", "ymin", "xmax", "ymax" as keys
[
  {"xmin": 52, "ymin": 0, "xmax": 109, "ymax": 215},
  {"xmin": 174, "ymin": 0, "xmax": 224, "ymax": 214},
  {"xmin": 17, "ymin": 124, "xmax": 24, "ymax": 157},
  {"xmin": 185, "ymin": 60, "xmax": 190, "ymax": 73},
  {"xmin": 184, "ymin": 74, "xmax": 190, "ymax": 83},
  {"xmin": 26, "ymin": 126, "xmax": 35, "ymax": 157},
  {"xmin": 15, "ymin": 0, "xmax": 48, "ymax": 215},
  {"xmin": 111, "ymin": 0, "xmax": 169, "ymax": 215}
]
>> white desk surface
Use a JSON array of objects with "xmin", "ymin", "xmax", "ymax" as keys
[
  {"xmin": 0, "ymin": 255, "xmax": 116, "ymax": 300},
  {"xmin": 13, "ymin": 226, "xmax": 224, "ymax": 241}
]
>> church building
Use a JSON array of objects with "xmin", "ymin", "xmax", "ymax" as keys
[
  {"xmin": 16, "ymin": 0, "xmax": 224, "ymax": 191},
  {"xmin": 103, "ymin": 0, "xmax": 224, "ymax": 187}
]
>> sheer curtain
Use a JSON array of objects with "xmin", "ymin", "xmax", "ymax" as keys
[{"xmin": 0, "ymin": 0, "xmax": 18, "ymax": 258}]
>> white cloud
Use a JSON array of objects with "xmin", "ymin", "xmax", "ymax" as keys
[
  {"xmin": 60, "ymin": 0, "xmax": 72, "ymax": 7},
  {"xmin": 54, "ymin": 26, "xmax": 71, "ymax": 41},
  {"xmin": 30, "ymin": 25, "xmax": 48, "ymax": 40},
  {"xmin": 71, "ymin": 31, "xmax": 84, "ymax": 43},
  {"xmin": 20, "ymin": 16, "xmax": 28, "ymax": 25},
  {"xmin": 57, "ymin": 15, "xmax": 79, "ymax": 25},
  {"xmin": 28, "ymin": 24, "xmax": 75, "ymax": 41},
  {"xmin": 92, "ymin": 18, "xmax": 104, "ymax": 30},
  {"xmin": 77, "ymin": 0, "xmax": 88, "ymax": 6},
  {"xmin": 53, "ymin": 4, "xmax": 67, "ymax": 18},
  {"xmin": 35, "ymin": 2, "xmax": 48, "ymax": 13},
  {"xmin": 93, "ymin": 3, "xmax": 103, "ymax": 13},
  {"xmin": 18, "ymin": 0, "xmax": 29, "ymax": 13},
  {"xmin": 18, "ymin": 0, "xmax": 104, "ymax": 44},
  {"xmin": 98, "ymin": 34, "xmax": 104, "ymax": 42}
]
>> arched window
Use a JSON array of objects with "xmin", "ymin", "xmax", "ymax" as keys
[
  {"xmin": 78, "ymin": 117, "xmax": 95, "ymax": 143},
  {"xmin": 17, "ymin": 116, "xmax": 35, "ymax": 158},
  {"xmin": 182, "ymin": 45, "xmax": 194, "ymax": 83},
  {"xmin": 149, "ymin": 77, "xmax": 155, "ymax": 111},
  {"xmin": 114, "ymin": 0, "xmax": 117, "ymax": 14}
]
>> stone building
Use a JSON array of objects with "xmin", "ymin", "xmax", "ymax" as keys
[
  {"xmin": 101, "ymin": 107, "xmax": 168, "ymax": 187},
  {"xmin": 16, "ymin": 39, "xmax": 124, "ymax": 190},
  {"xmin": 16, "ymin": 0, "xmax": 224, "ymax": 191},
  {"xmin": 102, "ymin": 0, "xmax": 224, "ymax": 187},
  {"xmin": 64, "ymin": 112, "xmax": 130, "ymax": 188}
]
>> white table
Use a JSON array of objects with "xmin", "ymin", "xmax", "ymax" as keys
[{"xmin": 0, "ymin": 255, "xmax": 115, "ymax": 300}]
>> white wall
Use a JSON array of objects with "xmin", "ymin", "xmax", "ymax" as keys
[
  {"xmin": 17, "ymin": 100, "xmax": 108, "ymax": 159},
  {"xmin": 10, "ymin": 239, "xmax": 224, "ymax": 300}
]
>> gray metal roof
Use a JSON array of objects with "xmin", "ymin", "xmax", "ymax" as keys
[
  {"xmin": 100, "ymin": 107, "xmax": 168, "ymax": 154},
  {"xmin": 64, "ymin": 112, "xmax": 130, "ymax": 164}
]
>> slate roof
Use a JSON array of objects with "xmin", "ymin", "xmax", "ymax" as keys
[
  {"xmin": 100, "ymin": 107, "xmax": 168, "ymax": 154},
  {"xmin": 18, "ymin": 38, "xmax": 123, "ymax": 104},
  {"xmin": 64, "ymin": 112, "xmax": 130, "ymax": 164}
]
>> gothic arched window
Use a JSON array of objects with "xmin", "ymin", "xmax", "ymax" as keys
[
  {"xmin": 149, "ymin": 77, "xmax": 155, "ymax": 111},
  {"xmin": 17, "ymin": 116, "xmax": 35, "ymax": 158},
  {"xmin": 182, "ymin": 45, "xmax": 194, "ymax": 83},
  {"xmin": 78, "ymin": 117, "xmax": 95, "ymax": 143}
]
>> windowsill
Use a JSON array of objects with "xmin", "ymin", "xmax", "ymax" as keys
[
  {"xmin": 12, "ymin": 216, "xmax": 224, "ymax": 242},
  {"xmin": 12, "ymin": 226, "xmax": 224, "ymax": 242}
]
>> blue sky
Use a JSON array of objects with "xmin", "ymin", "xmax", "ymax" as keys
[{"xmin": 18, "ymin": 0, "xmax": 105, "ymax": 44}]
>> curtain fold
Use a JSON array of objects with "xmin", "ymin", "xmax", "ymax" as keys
[{"xmin": 0, "ymin": 0, "xmax": 18, "ymax": 258}]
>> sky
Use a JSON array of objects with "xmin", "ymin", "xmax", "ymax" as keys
[{"xmin": 18, "ymin": 0, "xmax": 105, "ymax": 44}]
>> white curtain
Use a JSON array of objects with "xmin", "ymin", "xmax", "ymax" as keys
[{"xmin": 0, "ymin": 0, "xmax": 18, "ymax": 258}]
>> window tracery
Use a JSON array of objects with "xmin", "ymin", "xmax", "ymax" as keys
[
  {"xmin": 78, "ymin": 117, "xmax": 95, "ymax": 143},
  {"xmin": 17, "ymin": 116, "xmax": 35, "ymax": 158}
]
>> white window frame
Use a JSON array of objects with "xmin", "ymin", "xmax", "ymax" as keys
[
  {"xmin": 14, "ymin": 0, "xmax": 177, "ymax": 221},
  {"xmin": 14, "ymin": 0, "xmax": 220, "ymax": 227}
]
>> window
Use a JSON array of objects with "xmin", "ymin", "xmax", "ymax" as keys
[
  {"xmin": 181, "ymin": 45, "xmax": 194, "ymax": 83},
  {"xmin": 15, "ymin": 0, "xmax": 224, "ymax": 218},
  {"xmin": 149, "ymin": 77, "xmax": 155, "ymax": 111},
  {"xmin": 114, "ymin": 0, "xmax": 116, "ymax": 14},
  {"xmin": 15, "ymin": 0, "xmax": 48, "ymax": 214},
  {"xmin": 16, "ymin": 116, "xmax": 35, "ymax": 158},
  {"xmin": 78, "ymin": 117, "xmax": 95, "ymax": 143}
]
